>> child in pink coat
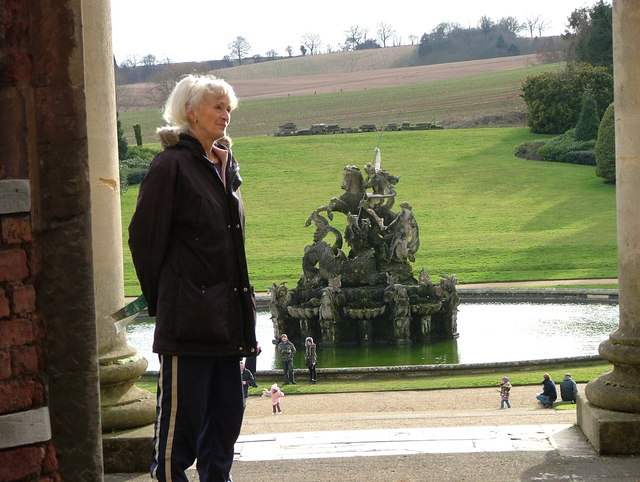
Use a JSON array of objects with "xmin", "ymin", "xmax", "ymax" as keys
[{"xmin": 263, "ymin": 383, "xmax": 284, "ymax": 414}]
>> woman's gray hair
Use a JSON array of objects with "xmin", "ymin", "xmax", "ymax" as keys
[{"xmin": 161, "ymin": 73, "xmax": 238, "ymax": 133}]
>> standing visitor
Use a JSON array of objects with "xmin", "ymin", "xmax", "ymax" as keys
[
  {"xmin": 240, "ymin": 360, "xmax": 255, "ymax": 410},
  {"xmin": 128, "ymin": 74, "xmax": 257, "ymax": 482},
  {"xmin": 536, "ymin": 373, "xmax": 557, "ymax": 408},
  {"xmin": 277, "ymin": 334, "xmax": 297, "ymax": 384},
  {"xmin": 245, "ymin": 345, "xmax": 261, "ymax": 388},
  {"xmin": 498, "ymin": 376, "xmax": 512, "ymax": 409},
  {"xmin": 305, "ymin": 336, "xmax": 318, "ymax": 383},
  {"xmin": 560, "ymin": 373, "xmax": 579, "ymax": 403}
]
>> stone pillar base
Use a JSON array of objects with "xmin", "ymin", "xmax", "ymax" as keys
[{"xmin": 577, "ymin": 393, "xmax": 640, "ymax": 454}]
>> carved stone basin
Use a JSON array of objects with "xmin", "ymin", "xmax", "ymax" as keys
[
  {"xmin": 343, "ymin": 304, "xmax": 386, "ymax": 320},
  {"xmin": 411, "ymin": 302, "xmax": 442, "ymax": 315},
  {"xmin": 287, "ymin": 304, "xmax": 319, "ymax": 319}
]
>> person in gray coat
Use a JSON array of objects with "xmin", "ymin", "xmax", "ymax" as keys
[{"xmin": 560, "ymin": 373, "xmax": 579, "ymax": 403}]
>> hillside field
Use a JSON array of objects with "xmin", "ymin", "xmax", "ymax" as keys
[
  {"xmin": 121, "ymin": 128, "xmax": 617, "ymax": 296},
  {"xmin": 118, "ymin": 59, "xmax": 562, "ymax": 142}
]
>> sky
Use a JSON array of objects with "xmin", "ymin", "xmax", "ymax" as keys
[{"xmin": 110, "ymin": 0, "xmax": 592, "ymax": 65}]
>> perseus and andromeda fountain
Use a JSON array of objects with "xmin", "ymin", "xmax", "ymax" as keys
[{"xmin": 269, "ymin": 148, "xmax": 460, "ymax": 347}]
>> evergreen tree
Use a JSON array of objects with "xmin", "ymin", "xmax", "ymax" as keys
[
  {"xmin": 116, "ymin": 113, "xmax": 128, "ymax": 161},
  {"xmin": 564, "ymin": 1, "xmax": 613, "ymax": 70},
  {"xmin": 575, "ymin": 89, "xmax": 600, "ymax": 141},
  {"xmin": 595, "ymin": 103, "xmax": 615, "ymax": 183}
]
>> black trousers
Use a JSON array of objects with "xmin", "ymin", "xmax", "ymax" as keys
[
  {"xmin": 151, "ymin": 354, "xmax": 243, "ymax": 482},
  {"xmin": 307, "ymin": 363, "xmax": 317, "ymax": 381},
  {"xmin": 245, "ymin": 356, "xmax": 258, "ymax": 386}
]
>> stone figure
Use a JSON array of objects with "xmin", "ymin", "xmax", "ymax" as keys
[{"xmin": 269, "ymin": 156, "xmax": 458, "ymax": 347}]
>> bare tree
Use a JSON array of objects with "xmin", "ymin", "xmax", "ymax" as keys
[
  {"xmin": 285, "ymin": 45, "xmax": 293, "ymax": 57},
  {"xmin": 536, "ymin": 18, "xmax": 550, "ymax": 37},
  {"xmin": 266, "ymin": 49, "xmax": 278, "ymax": 59},
  {"xmin": 301, "ymin": 33, "xmax": 322, "ymax": 55},
  {"xmin": 376, "ymin": 22, "xmax": 395, "ymax": 47},
  {"xmin": 228, "ymin": 36, "xmax": 251, "ymax": 65},
  {"xmin": 147, "ymin": 63, "xmax": 191, "ymax": 107},
  {"xmin": 121, "ymin": 54, "xmax": 141, "ymax": 68},
  {"xmin": 344, "ymin": 25, "xmax": 366, "ymax": 51},
  {"xmin": 408, "ymin": 34, "xmax": 418, "ymax": 45},
  {"xmin": 524, "ymin": 16, "xmax": 541, "ymax": 38}
]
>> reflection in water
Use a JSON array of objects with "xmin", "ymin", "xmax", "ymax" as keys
[{"xmin": 127, "ymin": 302, "xmax": 619, "ymax": 372}]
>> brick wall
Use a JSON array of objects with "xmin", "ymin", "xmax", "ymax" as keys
[{"xmin": 0, "ymin": 0, "xmax": 60, "ymax": 480}]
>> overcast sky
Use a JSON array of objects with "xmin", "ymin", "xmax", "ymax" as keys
[{"xmin": 110, "ymin": 0, "xmax": 592, "ymax": 65}]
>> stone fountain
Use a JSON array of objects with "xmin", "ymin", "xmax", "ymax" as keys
[{"xmin": 269, "ymin": 150, "xmax": 459, "ymax": 346}]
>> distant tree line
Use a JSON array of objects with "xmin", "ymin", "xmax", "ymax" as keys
[{"xmin": 417, "ymin": 17, "xmax": 536, "ymax": 63}]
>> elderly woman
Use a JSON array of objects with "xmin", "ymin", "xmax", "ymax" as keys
[{"xmin": 128, "ymin": 74, "xmax": 257, "ymax": 482}]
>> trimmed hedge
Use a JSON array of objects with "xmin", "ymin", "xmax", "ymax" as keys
[
  {"xmin": 565, "ymin": 150, "xmax": 596, "ymax": 166},
  {"xmin": 515, "ymin": 130, "xmax": 596, "ymax": 166},
  {"xmin": 127, "ymin": 145, "xmax": 162, "ymax": 161},
  {"xmin": 595, "ymin": 103, "xmax": 615, "ymax": 183}
]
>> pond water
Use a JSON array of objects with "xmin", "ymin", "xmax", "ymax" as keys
[{"xmin": 126, "ymin": 302, "xmax": 620, "ymax": 372}]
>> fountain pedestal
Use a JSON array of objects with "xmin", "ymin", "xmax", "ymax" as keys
[{"xmin": 270, "ymin": 163, "xmax": 459, "ymax": 347}]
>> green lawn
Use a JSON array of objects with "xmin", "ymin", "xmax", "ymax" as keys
[{"xmin": 121, "ymin": 127, "xmax": 617, "ymax": 296}]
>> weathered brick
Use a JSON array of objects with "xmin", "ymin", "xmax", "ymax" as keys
[
  {"xmin": 0, "ymin": 350, "xmax": 10, "ymax": 379},
  {"xmin": 2, "ymin": 215, "xmax": 32, "ymax": 244},
  {"xmin": 0, "ymin": 446, "xmax": 44, "ymax": 481},
  {"xmin": 32, "ymin": 379, "xmax": 44, "ymax": 406},
  {"xmin": 26, "ymin": 244, "xmax": 43, "ymax": 280},
  {"xmin": 0, "ymin": 379, "xmax": 38, "ymax": 414},
  {"xmin": 0, "ymin": 248, "xmax": 29, "ymax": 282},
  {"xmin": 0, "ymin": 52, "xmax": 33, "ymax": 83},
  {"xmin": 11, "ymin": 345, "xmax": 38, "ymax": 376},
  {"xmin": 0, "ymin": 318, "xmax": 35, "ymax": 348},
  {"xmin": 41, "ymin": 442, "xmax": 59, "ymax": 476},
  {"xmin": 5, "ymin": 0, "xmax": 30, "ymax": 18},
  {"xmin": 0, "ymin": 288, "xmax": 9, "ymax": 318},
  {"xmin": 11, "ymin": 284, "xmax": 36, "ymax": 314}
]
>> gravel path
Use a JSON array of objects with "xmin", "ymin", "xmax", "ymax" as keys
[{"xmin": 240, "ymin": 384, "xmax": 582, "ymax": 436}]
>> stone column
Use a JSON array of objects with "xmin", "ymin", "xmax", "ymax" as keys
[
  {"xmin": 578, "ymin": 0, "xmax": 640, "ymax": 454},
  {"xmin": 82, "ymin": 0, "xmax": 155, "ymax": 431}
]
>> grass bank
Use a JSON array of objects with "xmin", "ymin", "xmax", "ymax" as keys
[
  {"xmin": 136, "ymin": 363, "xmax": 612, "ymax": 397},
  {"xmin": 121, "ymin": 127, "xmax": 617, "ymax": 295}
]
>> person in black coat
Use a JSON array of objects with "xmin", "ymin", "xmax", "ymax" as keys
[
  {"xmin": 245, "ymin": 346, "xmax": 261, "ymax": 388},
  {"xmin": 129, "ymin": 74, "xmax": 257, "ymax": 482},
  {"xmin": 240, "ymin": 360, "xmax": 255, "ymax": 409},
  {"xmin": 535, "ymin": 373, "xmax": 557, "ymax": 408}
]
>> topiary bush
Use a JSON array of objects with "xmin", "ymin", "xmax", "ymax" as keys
[
  {"xmin": 119, "ymin": 164, "xmax": 129, "ymax": 195},
  {"xmin": 514, "ymin": 139, "xmax": 547, "ymax": 160},
  {"xmin": 117, "ymin": 113, "xmax": 129, "ymax": 161},
  {"xmin": 133, "ymin": 124, "xmax": 143, "ymax": 146},
  {"xmin": 537, "ymin": 130, "xmax": 596, "ymax": 163},
  {"xmin": 565, "ymin": 150, "xmax": 596, "ymax": 166},
  {"xmin": 575, "ymin": 89, "xmax": 600, "ymax": 141},
  {"xmin": 595, "ymin": 102, "xmax": 615, "ymax": 183}
]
